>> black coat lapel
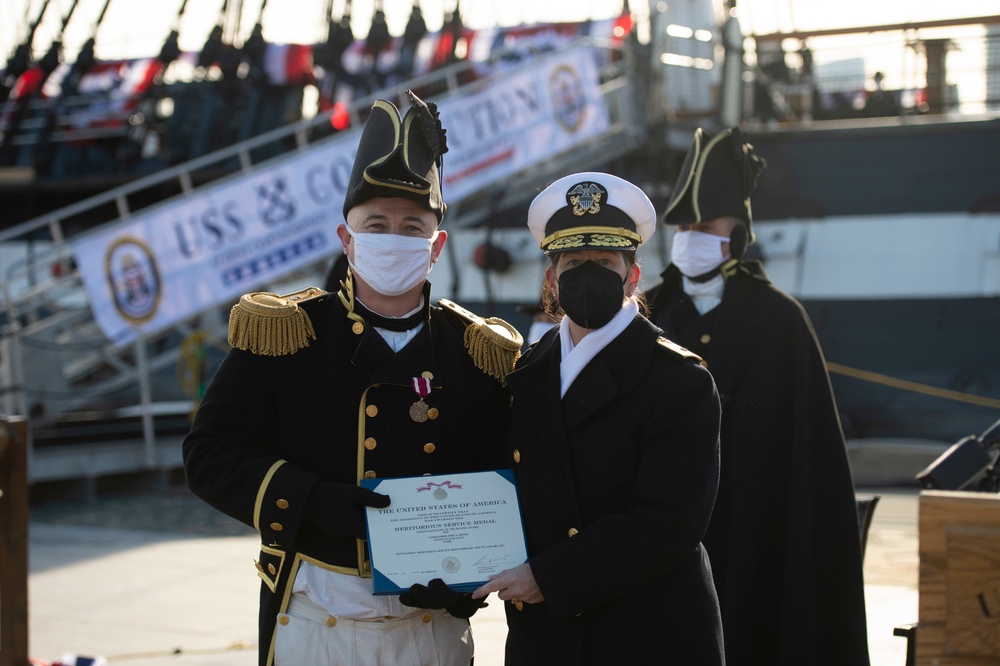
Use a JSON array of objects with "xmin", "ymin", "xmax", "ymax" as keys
[
  {"xmin": 558, "ymin": 317, "xmax": 659, "ymax": 434},
  {"xmin": 507, "ymin": 332, "xmax": 573, "ymax": 467},
  {"xmin": 561, "ymin": 355, "xmax": 618, "ymax": 433}
]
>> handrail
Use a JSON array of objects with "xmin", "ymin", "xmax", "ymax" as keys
[
  {"xmin": 0, "ymin": 36, "xmax": 635, "ymax": 424},
  {"xmin": 751, "ymin": 14, "xmax": 1000, "ymax": 42}
]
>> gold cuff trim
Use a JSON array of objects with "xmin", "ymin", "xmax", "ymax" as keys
[{"xmin": 254, "ymin": 460, "xmax": 287, "ymax": 531}]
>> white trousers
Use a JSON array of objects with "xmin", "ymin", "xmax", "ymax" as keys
[{"xmin": 275, "ymin": 592, "xmax": 475, "ymax": 666}]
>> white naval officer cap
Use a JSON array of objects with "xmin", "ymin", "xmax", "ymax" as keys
[{"xmin": 527, "ymin": 172, "xmax": 656, "ymax": 255}]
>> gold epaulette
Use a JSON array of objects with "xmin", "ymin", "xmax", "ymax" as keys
[
  {"xmin": 227, "ymin": 286, "xmax": 326, "ymax": 357},
  {"xmin": 657, "ymin": 336, "xmax": 704, "ymax": 365},
  {"xmin": 438, "ymin": 299, "xmax": 523, "ymax": 384}
]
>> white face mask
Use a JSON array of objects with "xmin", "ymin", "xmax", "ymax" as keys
[
  {"xmin": 346, "ymin": 226, "xmax": 437, "ymax": 296},
  {"xmin": 670, "ymin": 230, "xmax": 730, "ymax": 278}
]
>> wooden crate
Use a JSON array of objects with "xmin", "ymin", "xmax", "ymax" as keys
[{"xmin": 918, "ymin": 490, "xmax": 1000, "ymax": 665}]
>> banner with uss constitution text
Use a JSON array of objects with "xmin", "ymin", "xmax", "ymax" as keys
[
  {"xmin": 436, "ymin": 47, "xmax": 610, "ymax": 201},
  {"xmin": 73, "ymin": 46, "xmax": 610, "ymax": 344}
]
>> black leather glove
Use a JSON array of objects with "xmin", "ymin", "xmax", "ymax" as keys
[
  {"xmin": 304, "ymin": 482, "xmax": 390, "ymax": 539},
  {"xmin": 399, "ymin": 578, "xmax": 488, "ymax": 619}
]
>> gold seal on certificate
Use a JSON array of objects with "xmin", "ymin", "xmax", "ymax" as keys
[{"xmin": 361, "ymin": 469, "xmax": 528, "ymax": 595}]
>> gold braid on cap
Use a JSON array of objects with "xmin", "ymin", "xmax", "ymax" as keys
[
  {"xmin": 228, "ymin": 287, "xmax": 323, "ymax": 356},
  {"xmin": 438, "ymin": 299, "xmax": 523, "ymax": 385}
]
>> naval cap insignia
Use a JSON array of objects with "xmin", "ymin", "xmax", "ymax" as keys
[{"xmin": 566, "ymin": 182, "xmax": 605, "ymax": 216}]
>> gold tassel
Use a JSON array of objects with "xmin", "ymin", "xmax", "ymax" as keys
[
  {"xmin": 228, "ymin": 292, "xmax": 317, "ymax": 357},
  {"xmin": 438, "ymin": 299, "xmax": 523, "ymax": 383},
  {"xmin": 463, "ymin": 317, "xmax": 522, "ymax": 385}
]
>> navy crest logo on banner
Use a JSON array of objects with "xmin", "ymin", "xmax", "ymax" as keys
[
  {"xmin": 549, "ymin": 64, "xmax": 586, "ymax": 132},
  {"xmin": 105, "ymin": 237, "xmax": 162, "ymax": 323},
  {"xmin": 256, "ymin": 176, "xmax": 297, "ymax": 226}
]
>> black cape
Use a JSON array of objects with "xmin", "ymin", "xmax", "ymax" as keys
[{"xmin": 646, "ymin": 262, "xmax": 870, "ymax": 665}]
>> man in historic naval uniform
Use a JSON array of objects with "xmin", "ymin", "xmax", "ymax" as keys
[
  {"xmin": 183, "ymin": 90, "xmax": 521, "ymax": 666},
  {"xmin": 644, "ymin": 127, "xmax": 870, "ymax": 665}
]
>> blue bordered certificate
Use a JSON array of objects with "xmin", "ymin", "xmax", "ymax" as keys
[{"xmin": 361, "ymin": 469, "xmax": 528, "ymax": 595}]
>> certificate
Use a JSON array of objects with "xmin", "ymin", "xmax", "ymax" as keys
[{"xmin": 361, "ymin": 469, "xmax": 528, "ymax": 595}]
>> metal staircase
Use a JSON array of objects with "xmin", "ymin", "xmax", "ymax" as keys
[{"xmin": 0, "ymin": 37, "xmax": 648, "ymax": 483}]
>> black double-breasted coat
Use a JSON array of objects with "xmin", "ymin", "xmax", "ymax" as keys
[
  {"xmin": 646, "ymin": 262, "xmax": 870, "ymax": 665},
  {"xmin": 182, "ymin": 288, "xmax": 510, "ymax": 666},
  {"xmin": 502, "ymin": 314, "xmax": 725, "ymax": 665}
]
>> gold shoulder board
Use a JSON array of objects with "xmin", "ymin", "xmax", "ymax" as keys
[
  {"xmin": 438, "ymin": 299, "xmax": 524, "ymax": 384},
  {"xmin": 228, "ymin": 286, "xmax": 326, "ymax": 357},
  {"xmin": 657, "ymin": 336, "xmax": 704, "ymax": 365}
]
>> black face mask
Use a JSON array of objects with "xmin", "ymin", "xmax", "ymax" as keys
[{"xmin": 557, "ymin": 260, "xmax": 627, "ymax": 329}]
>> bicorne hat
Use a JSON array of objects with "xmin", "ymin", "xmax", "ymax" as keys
[
  {"xmin": 527, "ymin": 172, "xmax": 656, "ymax": 255},
  {"xmin": 661, "ymin": 127, "xmax": 767, "ymax": 240},
  {"xmin": 342, "ymin": 89, "xmax": 448, "ymax": 221}
]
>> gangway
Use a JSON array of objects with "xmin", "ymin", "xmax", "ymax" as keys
[{"xmin": 0, "ymin": 37, "xmax": 650, "ymax": 484}]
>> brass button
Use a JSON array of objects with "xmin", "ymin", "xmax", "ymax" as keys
[
  {"xmin": 364, "ymin": 470, "xmax": 376, "ymax": 479},
  {"xmin": 423, "ymin": 442, "xmax": 436, "ymax": 454},
  {"xmin": 700, "ymin": 333, "xmax": 711, "ymax": 345},
  {"xmin": 363, "ymin": 560, "xmax": 371, "ymax": 571},
  {"xmin": 352, "ymin": 321, "xmax": 365, "ymax": 334},
  {"xmin": 422, "ymin": 613, "xmax": 432, "ymax": 623},
  {"xmin": 326, "ymin": 616, "xmax": 337, "ymax": 627},
  {"xmin": 567, "ymin": 527, "xmax": 579, "ymax": 537},
  {"xmin": 278, "ymin": 615, "xmax": 289, "ymax": 626},
  {"xmin": 276, "ymin": 499, "xmax": 289, "ymax": 509},
  {"xmin": 270, "ymin": 522, "xmax": 284, "ymax": 531},
  {"xmin": 268, "ymin": 563, "xmax": 276, "ymax": 575},
  {"xmin": 513, "ymin": 449, "xmax": 521, "ymax": 463},
  {"xmin": 366, "ymin": 405, "xmax": 378, "ymax": 417},
  {"xmin": 364, "ymin": 437, "xmax": 377, "ymax": 451},
  {"xmin": 514, "ymin": 600, "xmax": 524, "ymax": 611},
  {"xmin": 426, "ymin": 407, "xmax": 439, "ymax": 420},
  {"xmin": 421, "ymin": 371, "xmax": 434, "ymax": 380}
]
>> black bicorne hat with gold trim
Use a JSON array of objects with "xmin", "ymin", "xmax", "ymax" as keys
[
  {"xmin": 661, "ymin": 127, "xmax": 767, "ymax": 240},
  {"xmin": 527, "ymin": 172, "xmax": 656, "ymax": 255},
  {"xmin": 342, "ymin": 89, "xmax": 449, "ymax": 221}
]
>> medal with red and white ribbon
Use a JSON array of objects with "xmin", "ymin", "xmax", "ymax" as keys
[{"xmin": 409, "ymin": 377, "xmax": 432, "ymax": 423}]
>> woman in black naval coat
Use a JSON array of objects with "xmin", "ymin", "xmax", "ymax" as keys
[
  {"xmin": 473, "ymin": 172, "xmax": 725, "ymax": 664},
  {"xmin": 645, "ymin": 127, "xmax": 870, "ymax": 665}
]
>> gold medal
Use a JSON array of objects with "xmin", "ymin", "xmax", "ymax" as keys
[{"xmin": 409, "ymin": 397, "xmax": 429, "ymax": 423}]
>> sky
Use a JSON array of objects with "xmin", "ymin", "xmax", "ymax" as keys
[{"xmin": 1, "ymin": 0, "xmax": 997, "ymax": 111}]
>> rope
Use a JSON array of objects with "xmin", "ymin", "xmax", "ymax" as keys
[{"xmin": 826, "ymin": 361, "xmax": 1000, "ymax": 410}]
